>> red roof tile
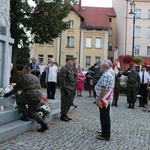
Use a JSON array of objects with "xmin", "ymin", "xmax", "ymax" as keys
[{"xmin": 72, "ymin": 6, "xmax": 116, "ymax": 30}]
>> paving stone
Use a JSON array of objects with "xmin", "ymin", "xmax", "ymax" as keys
[{"xmin": 1, "ymin": 89, "xmax": 150, "ymax": 149}]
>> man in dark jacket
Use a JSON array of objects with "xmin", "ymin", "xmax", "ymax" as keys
[
  {"xmin": 29, "ymin": 57, "xmax": 40, "ymax": 78},
  {"xmin": 4, "ymin": 65, "xmax": 49, "ymax": 132},
  {"xmin": 89, "ymin": 61, "xmax": 101, "ymax": 103}
]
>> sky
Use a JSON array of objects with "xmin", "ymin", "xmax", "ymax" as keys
[{"xmin": 28, "ymin": 0, "xmax": 112, "ymax": 7}]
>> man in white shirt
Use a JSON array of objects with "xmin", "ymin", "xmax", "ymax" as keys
[
  {"xmin": 138, "ymin": 66, "xmax": 150, "ymax": 107},
  {"xmin": 45, "ymin": 58, "xmax": 58, "ymax": 99},
  {"xmin": 95, "ymin": 62, "xmax": 113, "ymax": 141},
  {"xmin": 105, "ymin": 60, "xmax": 115, "ymax": 105},
  {"xmin": 39, "ymin": 62, "xmax": 45, "ymax": 79}
]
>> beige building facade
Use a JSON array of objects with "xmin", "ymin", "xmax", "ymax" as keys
[
  {"xmin": 112, "ymin": 0, "xmax": 150, "ymax": 64},
  {"xmin": 31, "ymin": 6, "xmax": 116, "ymax": 68}
]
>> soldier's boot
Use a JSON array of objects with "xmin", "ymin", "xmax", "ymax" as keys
[
  {"xmin": 37, "ymin": 121, "xmax": 49, "ymax": 132},
  {"xmin": 127, "ymin": 103, "xmax": 132, "ymax": 108},
  {"xmin": 65, "ymin": 114, "xmax": 72, "ymax": 120},
  {"xmin": 131, "ymin": 103, "xmax": 135, "ymax": 109},
  {"xmin": 60, "ymin": 114, "xmax": 69, "ymax": 122},
  {"xmin": 20, "ymin": 110, "xmax": 29, "ymax": 121}
]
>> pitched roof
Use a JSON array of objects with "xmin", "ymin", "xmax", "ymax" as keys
[{"xmin": 72, "ymin": 6, "xmax": 116, "ymax": 30}]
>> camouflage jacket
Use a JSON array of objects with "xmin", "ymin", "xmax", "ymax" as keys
[
  {"xmin": 10, "ymin": 73, "xmax": 42, "ymax": 101},
  {"xmin": 122, "ymin": 71, "xmax": 140, "ymax": 88},
  {"xmin": 59, "ymin": 65, "xmax": 75, "ymax": 91}
]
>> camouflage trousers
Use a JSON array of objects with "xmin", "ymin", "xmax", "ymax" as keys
[
  {"xmin": 60, "ymin": 88, "xmax": 74, "ymax": 115},
  {"xmin": 16, "ymin": 95, "xmax": 43, "ymax": 123},
  {"xmin": 127, "ymin": 87, "xmax": 137, "ymax": 103}
]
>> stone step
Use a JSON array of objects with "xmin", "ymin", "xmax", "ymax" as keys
[
  {"xmin": 0, "ymin": 99, "xmax": 61, "ymax": 143},
  {"xmin": 0, "ymin": 108, "xmax": 21, "ymax": 125},
  {"xmin": 0, "ymin": 98, "xmax": 61, "ymax": 125},
  {"xmin": 0, "ymin": 108, "xmax": 61, "ymax": 143}
]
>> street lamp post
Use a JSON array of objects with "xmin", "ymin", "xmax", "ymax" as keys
[{"xmin": 129, "ymin": 0, "xmax": 136, "ymax": 58}]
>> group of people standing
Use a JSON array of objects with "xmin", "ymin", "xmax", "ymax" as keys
[
  {"xmin": 4, "ymin": 56, "xmax": 150, "ymax": 142},
  {"xmin": 121, "ymin": 63, "xmax": 150, "ymax": 109}
]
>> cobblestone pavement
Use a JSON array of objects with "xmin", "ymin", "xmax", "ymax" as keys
[{"xmin": 1, "ymin": 89, "xmax": 150, "ymax": 150}]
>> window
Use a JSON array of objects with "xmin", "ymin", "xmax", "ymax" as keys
[
  {"xmin": 108, "ymin": 28, "xmax": 113, "ymax": 36},
  {"xmin": 148, "ymin": 27, "xmax": 150, "ymax": 37},
  {"xmin": 108, "ymin": 42, "xmax": 112, "ymax": 51},
  {"xmin": 147, "ymin": 46, "xmax": 150, "ymax": 55},
  {"xmin": 86, "ymin": 37, "xmax": 92, "ymax": 48},
  {"xmin": 135, "ymin": 9, "xmax": 141, "ymax": 18},
  {"xmin": 85, "ymin": 56, "xmax": 91, "ymax": 66},
  {"xmin": 148, "ymin": 10, "xmax": 150, "ymax": 19},
  {"xmin": 67, "ymin": 36, "xmax": 74, "ymax": 47},
  {"xmin": 95, "ymin": 57, "xmax": 100, "ymax": 63},
  {"xmin": 68, "ymin": 20, "xmax": 74, "ymax": 28},
  {"xmin": 38, "ymin": 55, "xmax": 43, "ymax": 63},
  {"xmin": 47, "ymin": 41, "xmax": 53, "ymax": 46},
  {"xmin": 95, "ymin": 38, "xmax": 101, "ymax": 48},
  {"xmin": 134, "ymin": 45, "xmax": 140, "ymax": 56},
  {"xmin": 47, "ymin": 55, "xmax": 53, "ymax": 63},
  {"xmin": 135, "ymin": 26, "xmax": 141, "ymax": 37},
  {"xmin": 109, "ymin": 18, "xmax": 112, "ymax": 23}
]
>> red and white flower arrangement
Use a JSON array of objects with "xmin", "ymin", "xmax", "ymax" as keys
[{"xmin": 37, "ymin": 97, "xmax": 51, "ymax": 119}]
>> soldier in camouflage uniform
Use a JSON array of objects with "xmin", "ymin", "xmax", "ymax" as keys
[
  {"xmin": 4, "ymin": 65, "xmax": 49, "ymax": 132},
  {"xmin": 122, "ymin": 65, "xmax": 140, "ymax": 109},
  {"xmin": 59, "ymin": 57, "xmax": 75, "ymax": 122}
]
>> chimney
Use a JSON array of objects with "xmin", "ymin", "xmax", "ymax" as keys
[{"xmin": 78, "ymin": 0, "xmax": 81, "ymax": 12}]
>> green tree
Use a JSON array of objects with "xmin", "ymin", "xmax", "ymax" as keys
[
  {"xmin": 10, "ymin": 0, "xmax": 77, "ymax": 68},
  {"xmin": 134, "ymin": 57, "xmax": 142, "ymax": 72},
  {"xmin": 133, "ymin": 57, "xmax": 142, "ymax": 65}
]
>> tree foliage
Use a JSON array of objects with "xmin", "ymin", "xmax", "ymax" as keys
[
  {"xmin": 133, "ymin": 57, "xmax": 142, "ymax": 65},
  {"xmin": 10, "ymin": 0, "xmax": 77, "ymax": 68}
]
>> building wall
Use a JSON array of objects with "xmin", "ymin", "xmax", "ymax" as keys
[
  {"xmin": 32, "ymin": 9, "xmax": 116, "ymax": 68},
  {"xmin": 112, "ymin": 0, "xmax": 127, "ymax": 56},
  {"xmin": 113, "ymin": 0, "xmax": 150, "ymax": 65},
  {"xmin": 60, "ymin": 10, "xmax": 81, "ymax": 67},
  {"xmin": 108, "ymin": 16, "xmax": 117, "ymax": 60}
]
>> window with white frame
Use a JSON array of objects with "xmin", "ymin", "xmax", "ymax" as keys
[
  {"xmin": 86, "ymin": 37, "xmax": 92, "ymax": 48},
  {"xmin": 134, "ymin": 45, "xmax": 140, "ymax": 56},
  {"xmin": 148, "ymin": 27, "xmax": 150, "ymax": 37},
  {"xmin": 135, "ymin": 26, "xmax": 141, "ymax": 37},
  {"xmin": 135, "ymin": 9, "xmax": 141, "ymax": 18},
  {"xmin": 68, "ymin": 20, "xmax": 74, "ymax": 29},
  {"xmin": 95, "ymin": 57, "xmax": 100, "ymax": 63},
  {"xmin": 38, "ymin": 55, "xmax": 43, "ymax": 63},
  {"xmin": 67, "ymin": 36, "xmax": 74, "ymax": 47},
  {"xmin": 85, "ymin": 56, "xmax": 91, "ymax": 66},
  {"xmin": 95, "ymin": 38, "xmax": 101, "ymax": 48},
  {"xmin": 148, "ymin": 10, "xmax": 150, "ymax": 19},
  {"xmin": 108, "ymin": 42, "xmax": 112, "ymax": 51},
  {"xmin": 147, "ymin": 46, "xmax": 150, "ymax": 55},
  {"xmin": 108, "ymin": 28, "xmax": 113, "ymax": 36}
]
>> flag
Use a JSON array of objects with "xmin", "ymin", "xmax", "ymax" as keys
[
  {"xmin": 113, "ymin": 47, "xmax": 121, "ymax": 74},
  {"xmin": 97, "ymin": 89, "xmax": 113, "ymax": 108}
]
